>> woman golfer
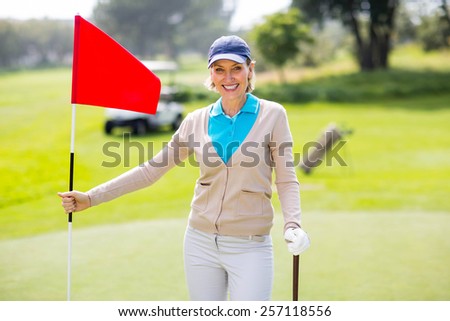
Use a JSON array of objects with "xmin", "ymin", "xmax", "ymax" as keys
[{"xmin": 59, "ymin": 35, "xmax": 310, "ymax": 301}]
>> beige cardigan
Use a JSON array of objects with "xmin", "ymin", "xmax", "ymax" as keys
[{"xmin": 87, "ymin": 99, "xmax": 301, "ymax": 236}]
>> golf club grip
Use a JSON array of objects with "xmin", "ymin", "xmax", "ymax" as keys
[{"xmin": 293, "ymin": 255, "xmax": 299, "ymax": 301}]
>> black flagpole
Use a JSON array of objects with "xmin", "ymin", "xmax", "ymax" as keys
[{"xmin": 67, "ymin": 104, "xmax": 76, "ymax": 301}]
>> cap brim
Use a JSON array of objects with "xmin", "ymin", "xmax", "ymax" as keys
[{"xmin": 208, "ymin": 54, "xmax": 247, "ymax": 68}]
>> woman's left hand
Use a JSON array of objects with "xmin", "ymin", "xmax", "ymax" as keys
[{"xmin": 284, "ymin": 228, "xmax": 310, "ymax": 255}]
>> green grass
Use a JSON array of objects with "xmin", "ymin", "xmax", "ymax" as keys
[
  {"xmin": 1, "ymin": 213, "xmax": 449, "ymax": 300},
  {"xmin": 0, "ymin": 212, "xmax": 450, "ymax": 301},
  {"xmin": 0, "ymin": 45, "xmax": 449, "ymax": 300},
  {"xmin": 1, "ymin": 93, "xmax": 449, "ymax": 239},
  {"xmin": 289, "ymin": 98, "xmax": 450, "ymax": 212}
]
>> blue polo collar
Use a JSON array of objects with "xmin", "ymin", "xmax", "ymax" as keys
[{"xmin": 210, "ymin": 93, "xmax": 259, "ymax": 117}]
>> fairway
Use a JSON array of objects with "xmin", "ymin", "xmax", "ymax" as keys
[
  {"xmin": 1, "ymin": 47, "xmax": 449, "ymax": 301},
  {"xmin": 1, "ymin": 212, "xmax": 449, "ymax": 300}
]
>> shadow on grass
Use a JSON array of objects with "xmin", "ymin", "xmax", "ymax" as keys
[{"xmin": 253, "ymin": 69, "xmax": 450, "ymax": 109}]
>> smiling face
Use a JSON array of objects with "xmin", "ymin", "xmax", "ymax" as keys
[{"xmin": 210, "ymin": 59, "xmax": 254, "ymax": 103}]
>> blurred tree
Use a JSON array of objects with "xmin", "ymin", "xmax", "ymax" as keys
[
  {"xmin": 438, "ymin": 0, "xmax": 450, "ymax": 47},
  {"xmin": 395, "ymin": 2, "xmax": 417, "ymax": 44},
  {"xmin": 93, "ymin": 0, "xmax": 188, "ymax": 58},
  {"xmin": 292, "ymin": 0, "xmax": 399, "ymax": 71},
  {"xmin": 175, "ymin": 0, "xmax": 236, "ymax": 58},
  {"xmin": 417, "ymin": 11, "xmax": 450, "ymax": 50},
  {"xmin": 301, "ymin": 20, "xmax": 351, "ymax": 66},
  {"xmin": 404, "ymin": 0, "xmax": 450, "ymax": 50},
  {"xmin": 18, "ymin": 19, "xmax": 73, "ymax": 66},
  {"xmin": 418, "ymin": 0, "xmax": 450, "ymax": 50},
  {"xmin": 93, "ymin": 0, "xmax": 235, "ymax": 60},
  {"xmin": 0, "ymin": 19, "xmax": 72, "ymax": 69},
  {"xmin": 251, "ymin": 8, "xmax": 313, "ymax": 83},
  {"xmin": 440, "ymin": 0, "xmax": 450, "ymax": 27},
  {"xmin": 0, "ymin": 20, "xmax": 22, "ymax": 67}
]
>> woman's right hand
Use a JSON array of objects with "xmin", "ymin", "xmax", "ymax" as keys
[{"xmin": 57, "ymin": 191, "xmax": 91, "ymax": 214}]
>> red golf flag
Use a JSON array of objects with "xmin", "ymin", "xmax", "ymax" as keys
[{"xmin": 71, "ymin": 15, "xmax": 161, "ymax": 114}]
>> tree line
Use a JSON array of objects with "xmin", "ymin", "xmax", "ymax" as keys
[
  {"xmin": 0, "ymin": 0, "xmax": 235, "ymax": 70},
  {"xmin": 291, "ymin": 0, "xmax": 449, "ymax": 71},
  {"xmin": 92, "ymin": 0, "xmax": 235, "ymax": 59},
  {"xmin": 0, "ymin": 0, "xmax": 448, "ymax": 71},
  {"xmin": 0, "ymin": 19, "xmax": 73, "ymax": 68}
]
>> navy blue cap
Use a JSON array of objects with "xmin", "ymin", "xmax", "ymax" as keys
[{"xmin": 207, "ymin": 35, "xmax": 252, "ymax": 68}]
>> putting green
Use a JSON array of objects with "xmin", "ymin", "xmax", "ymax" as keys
[{"xmin": 1, "ymin": 212, "xmax": 449, "ymax": 300}]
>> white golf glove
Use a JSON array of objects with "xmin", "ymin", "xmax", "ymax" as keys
[{"xmin": 284, "ymin": 228, "xmax": 310, "ymax": 255}]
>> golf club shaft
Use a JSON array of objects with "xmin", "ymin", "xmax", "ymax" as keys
[{"xmin": 293, "ymin": 255, "xmax": 299, "ymax": 301}]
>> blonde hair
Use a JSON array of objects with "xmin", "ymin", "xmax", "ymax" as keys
[{"xmin": 204, "ymin": 58, "xmax": 256, "ymax": 93}]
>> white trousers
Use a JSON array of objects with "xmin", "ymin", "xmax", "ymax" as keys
[{"xmin": 184, "ymin": 226, "xmax": 273, "ymax": 301}]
